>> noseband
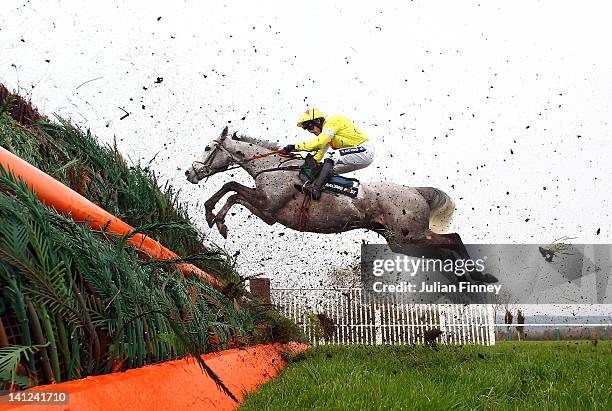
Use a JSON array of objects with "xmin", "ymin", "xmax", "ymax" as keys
[{"xmin": 192, "ymin": 138, "xmax": 242, "ymax": 180}]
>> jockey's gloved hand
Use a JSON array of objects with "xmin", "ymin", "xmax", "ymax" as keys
[{"xmin": 282, "ymin": 144, "xmax": 295, "ymax": 155}]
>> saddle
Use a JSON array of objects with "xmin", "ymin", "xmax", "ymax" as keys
[{"xmin": 296, "ymin": 154, "xmax": 360, "ymax": 198}]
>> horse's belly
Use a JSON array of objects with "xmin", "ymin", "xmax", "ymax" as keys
[{"xmin": 274, "ymin": 194, "xmax": 363, "ymax": 233}]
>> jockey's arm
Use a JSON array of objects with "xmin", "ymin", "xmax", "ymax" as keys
[
  {"xmin": 295, "ymin": 125, "xmax": 337, "ymax": 152},
  {"xmin": 313, "ymin": 146, "xmax": 328, "ymax": 162}
]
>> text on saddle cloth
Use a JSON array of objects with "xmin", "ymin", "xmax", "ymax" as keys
[
  {"xmin": 338, "ymin": 146, "xmax": 367, "ymax": 155},
  {"xmin": 297, "ymin": 154, "xmax": 360, "ymax": 198}
]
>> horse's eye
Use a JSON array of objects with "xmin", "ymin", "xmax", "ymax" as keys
[{"xmin": 204, "ymin": 146, "xmax": 211, "ymax": 152}]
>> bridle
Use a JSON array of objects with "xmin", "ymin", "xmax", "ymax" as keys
[
  {"xmin": 191, "ymin": 138, "xmax": 293, "ymax": 181},
  {"xmin": 191, "ymin": 137, "xmax": 238, "ymax": 180}
]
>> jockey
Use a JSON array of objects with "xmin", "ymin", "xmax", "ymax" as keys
[{"xmin": 283, "ymin": 108, "xmax": 375, "ymax": 200}]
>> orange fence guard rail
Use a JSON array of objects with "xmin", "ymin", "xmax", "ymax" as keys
[
  {"xmin": 0, "ymin": 343, "xmax": 310, "ymax": 411},
  {"xmin": 0, "ymin": 146, "xmax": 220, "ymax": 289}
]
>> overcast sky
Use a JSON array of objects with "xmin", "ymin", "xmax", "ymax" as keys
[{"xmin": 1, "ymin": 0, "xmax": 611, "ymax": 316}]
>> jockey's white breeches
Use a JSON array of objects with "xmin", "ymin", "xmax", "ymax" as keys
[{"xmin": 326, "ymin": 142, "xmax": 375, "ymax": 174}]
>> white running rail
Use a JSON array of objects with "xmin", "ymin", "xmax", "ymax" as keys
[{"xmin": 271, "ymin": 288, "xmax": 496, "ymax": 346}]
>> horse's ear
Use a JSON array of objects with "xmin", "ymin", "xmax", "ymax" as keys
[
  {"xmin": 221, "ymin": 126, "xmax": 229, "ymax": 139},
  {"xmin": 231, "ymin": 131, "xmax": 238, "ymax": 140}
]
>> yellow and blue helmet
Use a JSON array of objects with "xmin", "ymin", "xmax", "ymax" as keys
[{"xmin": 296, "ymin": 108, "xmax": 326, "ymax": 128}]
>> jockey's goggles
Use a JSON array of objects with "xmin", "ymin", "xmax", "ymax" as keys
[{"xmin": 302, "ymin": 120, "xmax": 316, "ymax": 131}]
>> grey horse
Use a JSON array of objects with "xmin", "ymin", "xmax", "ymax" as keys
[
  {"xmin": 186, "ymin": 127, "xmax": 498, "ymax": 285},
  {"xmin": 185, "ymin": 127, "xmax": 474, "ymax": 248}
]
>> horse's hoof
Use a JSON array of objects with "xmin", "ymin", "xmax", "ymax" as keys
[
  {"xmin": 215, "ymin": 220, "xmax": 228, "ymax": 238},
  {"xmin": 218, "ymin": 224, "xmax": 228, "ymax": 239},
  {"xmin": 205, "ymin": 211, "xmax": 215, "ymax": 227}
]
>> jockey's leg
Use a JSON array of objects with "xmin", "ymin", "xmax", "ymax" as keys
[
  {"xmin": 330, "ymin": 143, "xmax": 375, "ymax": 174},
  {"xmin": 303, "ymin": 143, "xmax": 375, "ymax": 199},
  {"xmin": 309, "ymin": 158, "xmax": 334, "ymax": 200}
]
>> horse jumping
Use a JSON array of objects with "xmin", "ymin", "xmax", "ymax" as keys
[{"xmin": 185, "ymin": 127, "xmax": 497, "ymax": 283}]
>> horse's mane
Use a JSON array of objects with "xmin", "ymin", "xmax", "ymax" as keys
[{"xmin": 232, "ymin": 134, "xmax": 281, "ymax": 150}]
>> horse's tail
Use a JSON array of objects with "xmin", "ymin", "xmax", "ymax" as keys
[{"xmin": 416, "ymin": 187, "xmax": 455, "ymax": 233}]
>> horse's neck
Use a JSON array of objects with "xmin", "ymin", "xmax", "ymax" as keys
[{"xmin": 225, "ymin": 139, "xmax": 280, "ymax": 177}]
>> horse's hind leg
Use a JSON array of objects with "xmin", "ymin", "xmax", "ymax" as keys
[
  {"xmin": 424, "ymin": 231, "xmax": 470, "ymax": 258},
  {"xmin": 385, "ymin": 229, "xmax": 459, "ymax": 259},
  {"xmin": 389, "ymin": 229, "xmax": 498, "ymax": 283},
  {"xmin": 395, "ymin": 230, "xmax": 470, "ymax": 262},
  {"xmin": 422, "ymin": 231, "xmax": 498, "ymax": 283}
]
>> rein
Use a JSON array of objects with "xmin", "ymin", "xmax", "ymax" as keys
[
  {"xmin": 253, "ymin": 164, "xmax": 302, "ymax": 178},
  {"xmin": 241, "ymin": 149, "xmax": 302, "ymax": 177},
  {"xmin": 243, "ymin": 150, "xmax": 288, "ymax": 161},
  {"xmin": 194, "ymin": 143, "xmax": 301, "ymax": 180}
]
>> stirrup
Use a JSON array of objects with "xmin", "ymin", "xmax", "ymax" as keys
[
  {"xmin": 295, "ymin": 181, "xmax": 321, "ymax": 200},
  {"xmin": 294, "ymin": 181, "xmax": 312, "ymax": 193},
  {"xmin": 304, "ymin": 181, "xmax": 323, "ymax": 200}
]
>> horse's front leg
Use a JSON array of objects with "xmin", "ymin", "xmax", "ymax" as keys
[
  {"xmin": 204, "ymin": 181, "xmax": 254, "ymax": 227},
  {"xmin": 213, "ymin": 194, "xmax": 277, "ymax": 238}
]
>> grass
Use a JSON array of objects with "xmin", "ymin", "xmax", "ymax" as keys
[
  {"xmin": 0, "ymin": 87, "xmax": 304, "ymax": 390},
  {"xmin": 240, "ymin": 341, "xmax": 612, "ymax": 410}
]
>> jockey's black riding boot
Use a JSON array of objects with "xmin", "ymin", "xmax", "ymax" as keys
[{"xmin": 310, "ymin": 158, "xmax": 334, "ymax": 200}]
